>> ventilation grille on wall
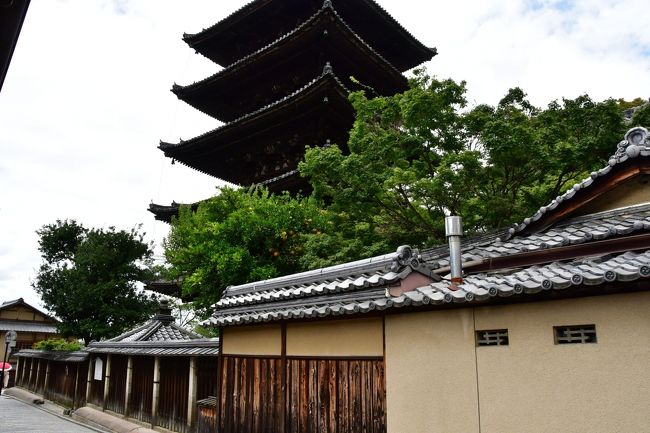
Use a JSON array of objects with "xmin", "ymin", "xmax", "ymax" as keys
[
  {"xmin": 554, "ymin": 325, "xmax": 597, "ymax": 344},
  {"xmin": 475, "ymin": 329, "xmax": 509, "ymax": 346}
]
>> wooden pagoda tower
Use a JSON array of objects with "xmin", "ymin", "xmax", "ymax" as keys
[{"xmin": 150, "ymin": 0, "xmax": 436, "ymax": 222}]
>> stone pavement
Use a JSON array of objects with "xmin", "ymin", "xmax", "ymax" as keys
[{"xmin": 0, "ymin": 394, "xmax": 99, "ymax": 433}]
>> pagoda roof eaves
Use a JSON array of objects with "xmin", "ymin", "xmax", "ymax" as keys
[
  {"xmin": 160, "ymin": 65, "xmax": 350, "ymax": 156},
  {"xmin": 174, "ymin": 3, "xmax": 405, "ymax": 99},
  {"xmin": 183, "ymin": 0, "xmax": 436, "ymax": 70}
]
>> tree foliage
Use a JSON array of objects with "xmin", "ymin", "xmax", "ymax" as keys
[
  {"xmin": 163, "ymin": 188, "xmax": 329, "ymax": 313},
  {"xmin": 163, "ymin": 72, "xmax": 636, "ymax": 307},
  {"xmin": 33, "ymin": 220, "xmax": 157, "ymax": 345},
  {"xmin": 33, "ymin": 338, "xmax": 82, "ymax": 352},
  {"xmin": 300, "ymin": 71, "xmax": 627, "ymax": 262}
]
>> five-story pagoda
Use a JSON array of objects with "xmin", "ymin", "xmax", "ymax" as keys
[{"xmin": 150, "ymin": 0, "xmax": 436, "ymax": 222}]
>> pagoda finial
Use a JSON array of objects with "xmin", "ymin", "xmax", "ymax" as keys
[
  {"xmin": 323, "ymin": 62, "xmax": 333, "ymax": 75},
  {"xmin": 322, "ymin": 0, "xmax": 333, "ymax": 9}
]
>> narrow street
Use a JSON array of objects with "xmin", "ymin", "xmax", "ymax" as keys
[{"xmin": 0, "ymin": 394, "xmax": 98, "ymax": 433}]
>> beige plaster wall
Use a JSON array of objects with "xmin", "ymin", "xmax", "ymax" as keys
[
  {"xmin": 384, "ymin": 309, "xmax": 480, "ymax": 433},
  {"xmin": 474, "ymin": 291, "xmax": 650, "ymax": 433},
  {"xmin": 286, "ymin": 317, "xmax": 383, "ymax": 357},
  {"xmin": 221, "ymin": 325, "xmax": 282, "ymax": 356},
  {"xmin": 576, "ymin": 174, "xmax": 650, "ymax": 215},
  {"xmin": 0, "ymin": 306, "xmax": 47, "ymax": 321}
]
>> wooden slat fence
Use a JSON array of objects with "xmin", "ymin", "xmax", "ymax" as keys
[
  {"xmin": 128, "ymin": 356, "xmax": 154, "ymax": 424},
  {"xmin": 106, "ymin": 355, "xmax": 128, "ymax": 414},
  {"xmin": 196, "ymin": 356, "xmax": 218, "ymax": 400},
  {"xmin": 44, "ymin": 361, "xmax": 76, "ymax": 406},
  {"xmin": 88, "ymin": 355, "xmax": 106, "ymax": 407},
  {"xmin": 218, "ymin": 356, "xmax": 386, "ymax": 433},
  {"xmin": 157, "ymin": 357, "xmax": 190, "ymax": 433}
]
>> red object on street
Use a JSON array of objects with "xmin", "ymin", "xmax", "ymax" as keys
[{"xmin": 0, "ymin": 362, "xmax": 11, "ymax": 371}]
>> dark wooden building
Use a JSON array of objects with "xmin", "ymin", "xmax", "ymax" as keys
[{"xmin": 150, "ymin": 0, "xmax": 436, "ymax": 222}]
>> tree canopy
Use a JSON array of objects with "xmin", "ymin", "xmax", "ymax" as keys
[
  {"xmin": 301, "ymin": 72, "xmax": 627, "ymax": 254},
  {"xmin": 163, "ymin": 72, "xmax": 636, "ymax": 309},
  {"xmin": 163, "ymin": 188, "xmax": 329, "ymax": 313},
  {"xmin": 33, "ymin": 220, "xmax": 158, "ymax": 345}
]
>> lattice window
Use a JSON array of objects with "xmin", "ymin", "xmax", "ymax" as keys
[
  {"xmin": 554, "ymin": 325, "xmax": 597, "ymax": 344},
  {"xmin": 476, "ymin": 329, "xmax": 509, "ymax": 346}
]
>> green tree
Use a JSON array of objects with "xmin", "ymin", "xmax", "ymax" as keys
[
  {"xmin": 33, "ymin": 220, "xmax": 157, "ymax": 345},
  {"xmin": 300, "ymin": 72, "xmax": 626, "ymax": 265},
  {"xmin": 164, "ymin": 187, "xmax": 328, "ymax": 313}
]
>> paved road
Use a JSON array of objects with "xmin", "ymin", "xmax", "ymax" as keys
[{"xmin": 0, "ymin": 395, "xmax": 98, "ymax": 433}]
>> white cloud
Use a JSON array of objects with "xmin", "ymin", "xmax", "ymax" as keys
[{"xmin": 0, "ymin": 0, "xmax": 648, "ymax": 308}]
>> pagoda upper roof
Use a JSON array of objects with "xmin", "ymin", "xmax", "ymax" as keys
[
  {"xmin": 173, "ymin": 3, "xmax": 408, "ymax": 122},
  {"xmin": 183, "ymin": 0, "xmax": 436, "ymax": 71},
  {"xmin": 160, "ymin": 66, "xmax": 353, "ymax": 187}
]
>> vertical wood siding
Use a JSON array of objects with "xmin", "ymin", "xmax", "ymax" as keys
[
  {"xmin": 196, "ymin": 356, "xmax": 218, "ymax": 400},
  {"xmin": 106, "ymin": 354, "xmax": 128, "ymax": 414},
  {"xmin": 128, "ymin": 356, "xmax": 154, "ymax": 424},
  {"xmin": 44, "ymin": 361, "xmax": 75, "ymax": 406},
  {"xmin": 88, "ymin": 355, "xmax": 106, "ymax": 407},
  {"xmin": 157, "ymin": 357, "xmax": 190, "ymax": 433},
  {"xmin": 218, "ymin": 356, "xmax": 386, "ymax": 433}
]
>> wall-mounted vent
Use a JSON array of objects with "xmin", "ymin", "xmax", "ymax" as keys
[
  {"xmin": 554, "ymin": 325, "xmax": 597, "ymax": 344},
  {"xmin": 476, "ymin": 329, "xmax": 509, "ymax": 346}
]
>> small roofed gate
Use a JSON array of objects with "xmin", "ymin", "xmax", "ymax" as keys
[
  {"xmin": 157, "ymin": 357, "xmax": 190, "ymax": 433},
  {"xmin": 129, "ymin": 356, "xmax": 154, "ymax": 424},
  {"xmin": 106, "ymin": 354, "xmax": 128, "ymax": 414}
]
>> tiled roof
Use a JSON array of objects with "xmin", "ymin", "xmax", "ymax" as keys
[
  {"xmin": 0, "ymin": 320, "xmax": 58, "ymax": 333},
  {"xmin": 183, "ymin": 0, "xmax": 436, "ymax": 71},
  {"xmin": 209, "ymin": 128, "xmax": 650, "ymax": 326},
  {"xmin": 174, "ymin": 3, "xmax": 404, "ymax": 99},
  {"xmin": 15, "ymin": 350, "xmax": 88, "ymax": 363},
  {"xmin": 421, "ymin": 203, "xmax": 650, "ymax": 269},
  {"xmin": 160, "ymin": 65, "xmax": 349, "ymax": 155},
  {"xmin": 505, "ymin": 127, "xmax": 650, "ymax": 239},
  {"xmin": 87, "ymin": 302, "xmax": 219, "ymax": 356},
  {"xmin": 85, "ymin": 339, "xmax": 220, "ymax": 357},
  {"xmin": 208, "ymin": 250, "xmax": 650, "ymax": 326}
]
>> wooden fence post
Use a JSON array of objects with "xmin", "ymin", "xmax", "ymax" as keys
[
  {"xmin": 15, "ymin": 356, "xmax": 21, "ymax": 387},
  {"xmin": 35, "ymin": 359, "xmax": 42, "ymax": 394},
  {"xmin": 124, "ymin": 355, "xmax": 133, "ymax": 418},
  {"xmin": 86, "ymin": 356, "xmax": 94, "ymax": 404},
  {"xmin": 43, "ymin": 360, "xmax": 51, "ymax": 399},
  {"xmin": 187, "ymin": 357, "xmax": 198, "ymax": 429},
  {"xmin": 103, "ymin": 354, "xmax": 111, "ymax": 411},
  {"xmin": 152, "ymin": 356, "xmax": 161, "ymax": 428},
  {"xmin": 28, "ymin": 358, "xmax": 34, "ymax": 389}
]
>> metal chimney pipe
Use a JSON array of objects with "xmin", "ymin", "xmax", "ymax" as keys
[{"xmin": 445, "ymin": 216, "xmax": 463, "ymax": 284}]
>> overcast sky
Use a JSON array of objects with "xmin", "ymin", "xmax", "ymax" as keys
[{"xmin": 1, "ymin": 0, "xmax": 649, "ymax": 309}]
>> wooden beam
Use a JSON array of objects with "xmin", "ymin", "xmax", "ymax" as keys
[
  {"xmin": 187, "ymin": 356, "xmax": 198, "ymax": 428},
  {"xmin": 102, "ymin": 354, "xmax": 111, "ymax": 411},
  {"xmin": 85, "ymin": 357, "xmax": 93, "ymax": 405},
  {"xmin": 124, "ymin": 356, "xmax": 133, "ymax": 418},
  {"xmin": 43, "ymin": 360, "xmax": 51, "ymax": 399},
  {"xmin": 151, "ymin": 356, "xmax": 161, "ymax": 429}
]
